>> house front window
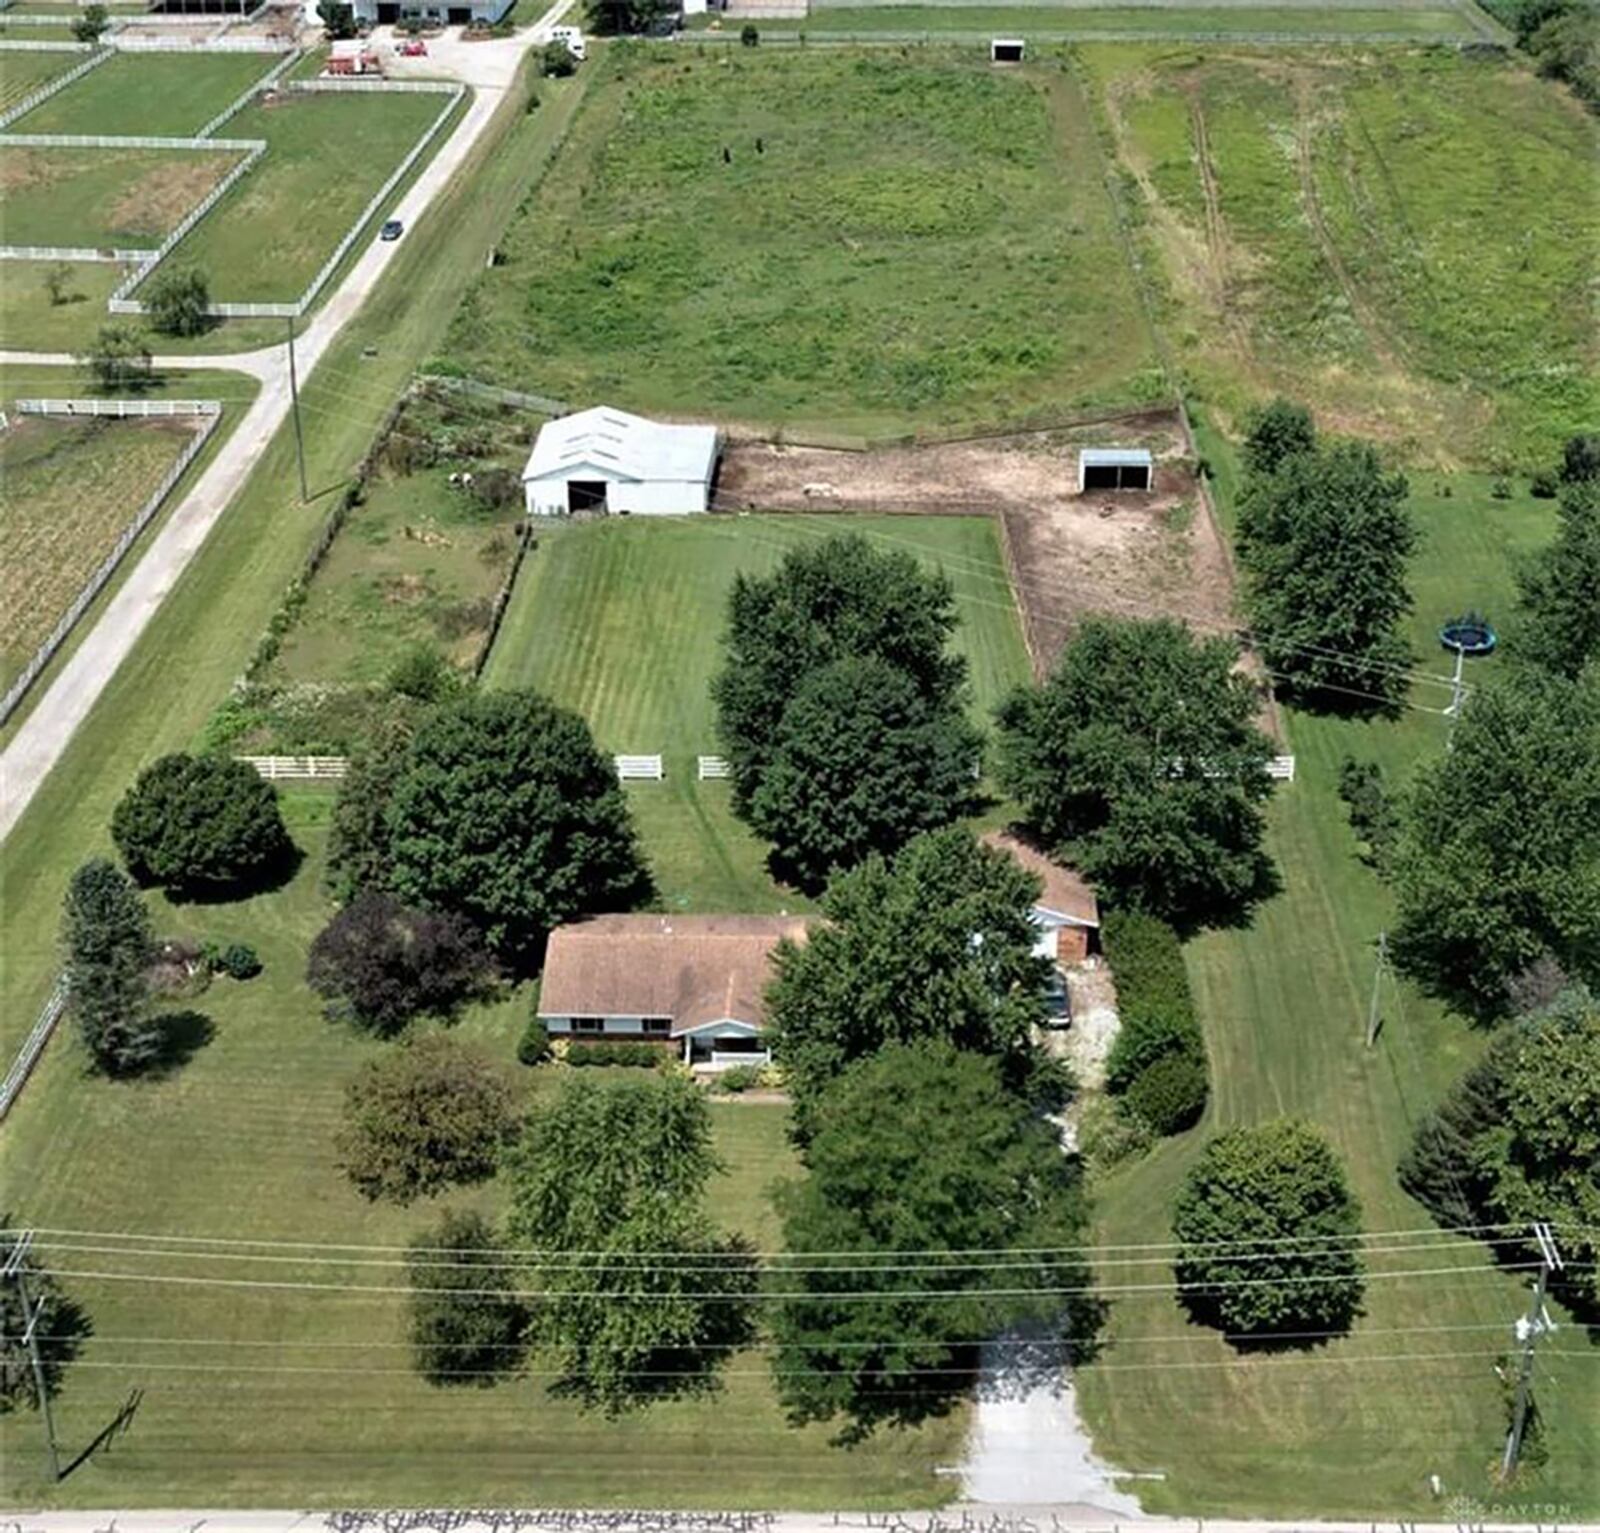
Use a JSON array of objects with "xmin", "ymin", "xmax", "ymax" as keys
[{"xmin": 642, "ymin": 1017, "xmax": 670, "ymax": 1036}]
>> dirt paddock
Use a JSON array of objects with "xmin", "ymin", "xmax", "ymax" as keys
[{"xmin": 716, "ymin": 409, "xmax": 1242, "ymax": 677}]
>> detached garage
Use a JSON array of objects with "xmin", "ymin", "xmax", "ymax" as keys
[
  {"xmin": 1077, "ymin": 447, "xmax": 1153, "ymax": 493},
  {"xmin": 521, "ymin": 406, "xmax": 721, "ymax": 517}
]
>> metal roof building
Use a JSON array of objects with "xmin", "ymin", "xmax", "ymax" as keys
[
  {"xmin": 521, "ymin": 406, "xmax": 721, "ymax": 517},
  {"xmin": 1077, "ymin": 446, "xmax": 1154, "ymax": 492}
]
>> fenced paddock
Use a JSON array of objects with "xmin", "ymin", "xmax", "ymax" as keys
[
  {"xmin": 0, "ymin": 42, "xmax": 107, "ymax": 126},
  {"xmin": 0, "ymin": 399, "xmax": 220, "ymax": 722}
]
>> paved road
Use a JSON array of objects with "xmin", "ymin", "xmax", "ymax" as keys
[{"xmin": 0, "ymin": 4, "xmax": 571, "ymax": 843}]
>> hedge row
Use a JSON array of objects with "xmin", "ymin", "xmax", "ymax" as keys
[
  {"xmin": 566, "ymin": 1041, "xmax": 670, "ymax": 1068},
  {"xmin": 1103, "ymin": 910, "xmax": 1208, "ymax": 1135}
]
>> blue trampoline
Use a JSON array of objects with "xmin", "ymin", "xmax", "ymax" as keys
[{"xmin": 1440, "ymin": 613, "xmax": 1497, "ymax": 656}]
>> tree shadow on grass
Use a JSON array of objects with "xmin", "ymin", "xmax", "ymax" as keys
[
  {"xmin": 159, "ymin": 840, "xmax": 304, "ymax": 907},
  {"xmin": 142, "ymin": 1009, "xmax": 216, "ymax": 1077}
]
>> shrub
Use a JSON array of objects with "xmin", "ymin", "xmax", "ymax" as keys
[
  {"xmin": 541, "ymin": 39, "xmax": 576, "ymax": 75},
  {"xmin": 1077, "ymin": 1094, "xmax": 1154, "ymax": 1173},
  {"xmin": 144, "ymin": 268, "xmax": 211, "ymax": 338},
  {"xmin": 517, "ymin": 1017, "xmax": 551, "ymax": 1066},
  {"xmin": 215, "ymin": 942, "xmax": 262, "ymax": 980},
  {"xmin": 740, "ymin": 22, "xmax": 758, "ymax": 44},
  {"xmin": 387, "ymin": 643, "xmax": 458, "ymax": 702},
  {"xmin": 112, "ymin": 754, "xmax": 294, "ymax": 894},
  {"xmin": 1105, "ymin": 1007, "xmax": 1203, "ymax": 1094},
  {"xmin": 71, "ymin": 3, "xmax": 108, "ymax": 41},
  {"xmin": 406, "ymin": 1208, "xmax": 529, "ymax": 1387},
  {"xmin": 1124, "ymin": 1050, "xmax": 1208, "ymax": 1135},
  {"xmin": 1530, "ymin": 469, "xmax": 1559, "ymax": 499},
  {"xmin": 81, "ymin": 324, "xmax": 152, "ymax": 393},
  {"xmin": 714, "ymin": 1064, "xmax": 762, "ymax": 1093}
]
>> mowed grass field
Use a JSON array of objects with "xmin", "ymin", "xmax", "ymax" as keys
[
  {"xmin": 0, "ymin": 414, "xmax": 198, "ymax": 688},
  {"xmin": 9, "ymin": 50, "xmax": 274, "ymax": 136},
  {"xmin": 442, "ymin": 48, "xmax": 1162, "ymax": 435},
  {"xmin": 1074, "ymin": 437, "xmax": 1600, "ymax": 1515},
  {"xmin": 153, "ymin": 88, "xmax": 455, "ymax": 303},
  {"xmin": 1084, "ymin": 44, "xmax": 1599, "ymax": 466},
  {"xmin": 0, "ymin": 47, "xmax": 84, "ymax": 111},
  {"xmin": 0, "ymin": 804, "xmax": 964, "ymax": 1509},
  {"xmin": 0, "ymin": 259, "xmax": 130, "ymax": 350},
  {"xmin": 0, "ymin": 143, "xmax": 243, "ymax": 247},
  {"xmin": 484, "ymin": 514, "xmax": 1032, "ymax": 910},
  {"xmin": 734, "ymin": 5, "xmax": 1477, "ymax": 34}
]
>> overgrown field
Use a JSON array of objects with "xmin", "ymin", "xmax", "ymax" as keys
[
  {"xmin": 1084, "ymin": 44, "xmax": 1599, "ymax": 466},
  {"xmin": 0, "ymin": 804, "xmax": 965, "ymax": 1508},
  {"xmin": 152, "ymin": 88, "xmax": 455, "ymax": 302},
  {"xmin": 0, "ymin": 414, "xmax": 199, "ymax": 688},
  {"xmin": 1075, "ymin": 436, "xmax": 1600, "ymax": 1514},
  {"xmin": 9, "ymin": 50, "xmax": 274, "ymax": 136},
  {"xmin": 0, "ymin": 143, "xmax": 244, "ymax": 247},
  {"xmin": 482, "ymin": 513, "xmax": 1030, "ymax": 909},
  {"xmin": 441, "ymin": 48, "xmax": 1162, "ymax": 435}
]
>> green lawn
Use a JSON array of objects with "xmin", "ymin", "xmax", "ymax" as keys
[
  {"xmin": 1074, "ymin": 436, "xmax": 1599, "ymax": 1515},
  {"xmin": 730, "ymin": 5, "xmax": 1476, "ymax": 33},
  {"xmin": 440, "ymin": 46, "xmax": 1162, "ymax": 436},
  {"xmin": 0, "ymin": 144, "xmax": 244, "ymax": 248},
  {"xmin": 0, "ymin": 69, "xmax": 969, "ymax": 1508},
  {"xmin": 483, "ymin": 514, "xmax": 1032, "ymax": 908},
  {"xmin": 0, "ymin": 413, "xmax": 198, "ymax": 688},
  {"xmin": 9, "ymin": 51, "xmax": 273, "ymax": 135},
  {"xmin": 0, "ymin": 47, "xmax": 85, "ymax": 111},
  {"xmin": 0, "ymin": 259, "xmax": 129, "ymax": 350},
  {"xmin": 152, "ymin": 88, "xmax": 457, "ymax": 303},
  {"xmin": 1083, "ymin": 44, "xmax": 1599, "ymax": 467}
]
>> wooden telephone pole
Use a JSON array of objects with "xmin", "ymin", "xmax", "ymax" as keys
[
  {"xmin": 3, "ymin": 1229, "xmax": 61, "ymax": 1481},
  {"xmin": 1501, "ymin": 1221, "xmax": 1564, "ymax": 1481}
]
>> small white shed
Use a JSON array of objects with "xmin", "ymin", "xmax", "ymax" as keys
[
  {"xmin": 521, "ymin": 406, "xmax": 721, "ymax": 517},
  {"xmin": 1077, "ymin": 447, "xmax": 1153, "ymax": 492},
  {"xmin": 990, "ymin": 37, "xmax": 1025, "ymax": 62}
]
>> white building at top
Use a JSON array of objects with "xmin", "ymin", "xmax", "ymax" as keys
[{"xmin": 520, "ymin": 405, "xmax": 722, "ymax": 517}]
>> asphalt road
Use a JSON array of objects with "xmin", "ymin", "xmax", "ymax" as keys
[{"xmin": 0, "ymin": 2, "xmax": 571, "ymax": 843}]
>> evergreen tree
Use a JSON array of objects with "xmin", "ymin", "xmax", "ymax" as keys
[
  {"xmin": 60, "ymin": 858, "xmax": 160, "ymax": 1076},
  {"xmin": 1516, "ymin": 479, "xmax": 1600, "ymax": 678}
]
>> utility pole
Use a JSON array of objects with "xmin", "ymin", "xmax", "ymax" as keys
[
  {"xmin": 285, "ymin": 313, "xmax": 308, "ymax": 503},
  {"xmin": 1364, "ymin": 929, "xmax": 1388, "ymax": 1048},
  {"xmin": 1501, "ymin": 1221, "xmax": 1563, "ymax": 1481},
  {"xmin": 4, "ymin": 1230, "xmax": 61, "ymax": 1482}
]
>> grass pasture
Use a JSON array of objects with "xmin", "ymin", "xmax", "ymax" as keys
[
  {"xmin": 0, "ymin": 142, "xmax": 244, "ymax": 248},
  {"xmin": 727, "ymin": 5, "xmax": 1478, "ymax": 35},
  {"xmin": 483, "ymin": 513, "xmax": 1031, "ymax": 909},
  {"xmin": 0, "ymin": 259, "xmax": 130, "ymax": 350},
  {"xmin": 8, "ymin": 50, "xmax": 274, "ymax": 136},
  {"xmin": 442, "ymin": 47, "xmax": 1162, "ymax": 436},
  {"xmin": 0, "ymin": 413, "xmax": 199, "ymax": 688},
  {"xmin": 1084, "ymin": 43, "xmax": 1600, "ymax": 466},
  {"xmin": 0, "ymin": 47, "xmax": 86, "ymax": 112},
  {"xmin": 151, "ymin": 87, "xmax": 456, "ymax": 303}
]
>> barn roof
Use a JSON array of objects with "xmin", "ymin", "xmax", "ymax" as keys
[
  {"xmin": 521, "ymin": 406, "xmax": 720, "ymax": 485},
  {"xmin": 1078, "ymin": 447, "xmax": 1153, "ymax": 468},
  {"xmin": 981, "ymin": 830, "xmax": 1100, "ymax": 928},
  {"xmin": 538, "ymin": 914, "xmax": 810, "ymax": 1035}
]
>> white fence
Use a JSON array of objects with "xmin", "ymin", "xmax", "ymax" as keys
[
  {"xmin": 238, "ymin": 755, "xmax": 349, "ymax": 780},
  {"xmin": 616, "ymin": 754, "xmax": 665, "ymax": 781},
  {"xmin": 697, "ymin": 754, "xmax": 731, "ymax": 780},
  {"xmin": 0, "ymin": 977, "xmax": 69, "ymax": 1122},
  {"xmin": 0, "ymin": 41, "xmax": 106, "ymax": 129},
  {"xmin": 1267, "ymin": 754, "xmax": 1297, "ymax": 782},
  {"xmin": 0, "ymin": 38, "xmax": 95, "ymax": 51},
  {"xmin": 0, "ymin": 243, "xmax": 150, "ymax": 261},
  {"xmin": 0, "ymin": 401, "xmax": 221, "ymax": 725},
  {"xmin": 417, "ymin": 372, "xmax": 568, "ymax": 416},
  {"xmin": 2, "ymin": 129, "xmax": 260, "ymax": 148},
  {"xmin": 111, "ymin": 32, "xmax": 293, "ymax": 50}
]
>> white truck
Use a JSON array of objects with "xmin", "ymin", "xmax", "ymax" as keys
[{"xmin": 548, "ymin": 22, "xmax": 586, "ymax": 58}]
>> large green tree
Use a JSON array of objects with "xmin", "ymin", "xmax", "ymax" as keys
[
  {"xmin": 746, "ymin": 654, "xmax": 980, "ymax": 889},
  {"xmin": 1237, "ymin": 439, "xmax": 1415, "ymax": 711},
  {"xmin": 0, "ymin": 1225, "xmax": 92, "ymax": 1414},
  {"xmin": 1241, "ymin": 396, "xmax": 1316, "ymax": 477},
  {"xmin": 770, "ymin": 1042, "xmax": 1092, "ymax": 1435},
  {"xmin": 380, "ymin": 690, "xmax": 649, "ymax": 966},
  {"xmin": 111, "ymin": 753, "xmax": 294, "ymax": 895},
  {"xmin": 326, "ymin": 711, "xmax": 415, "ymax": 903},
  {"xmin": 712, "ymin": 533, "xmax": 967, "ymax": 813},
  {"xmin": 766, "ymin": 826, "xmax": 1055, "ymax": 1139},
  {"xmin": 995, "ymin": 617, "xmax": 1275, "ymax": 925},
  {"xmin": 506, "ymin": 1075, "xmax": 756, "ymax": 1413},
  {"xmin": 405, "ymin": 1209, "xmax": 530, "ymax": 1387},
  {"xmin": 1516, "ymin": 479, "xmax": 1600, "ymax": 678},
  {"xmin": 584, "ymin": 0, "xmax": 673, "ymax": 34},
  {"xmin": 337, "ymin": 1033, "xmax": 520, "ymax": 1205},
  {"xmin": 144, "ymin": 268, "xmax": 210, "ymax": 338},
  {"xmin": 1390, "ymin": 666, "xmax": 1600, "ymax": 1016},
  {"xmin": 1400, "ymin": 988, "xmax": 1600, "ymax": 1311},
  {"xmin": 60, "ymin": 858, "xmax": 160, "ymax": 1076},
  {"xmin": 1173, "ymin": 1118, "xmax": 1366, "ymax": 1340}
]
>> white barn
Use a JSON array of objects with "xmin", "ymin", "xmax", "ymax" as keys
[
  {"xmin": 521, "ymin": 406, "xmax": 721, "ymax": 518},
  {"xmin": 1077, "ymin": 446, "xmax": 1153, "ymax": 492}
]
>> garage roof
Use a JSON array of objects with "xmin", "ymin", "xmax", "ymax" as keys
[
  {"xmin": 522, "ymin": 406, "xmax": 720, "ymax": 485},
  {"xmin": 1079, "ymin": 447, "xmax": 1153, "ymax": 468}
]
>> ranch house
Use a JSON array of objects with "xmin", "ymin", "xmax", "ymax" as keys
[
  {"xmin": 349, "ymin": 0, "xmax": 514, "ymax": 25},
  {"xmin": 538, "ymin": 913, "xmax": 809, "ymax": 1069},
  {"xmin": 521, "ymin": 406, "xmax": 722, "ymax": 517}
]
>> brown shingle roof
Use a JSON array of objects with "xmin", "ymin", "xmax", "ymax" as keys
[
  {"xmin": 981, "ymin": 830, "xmax": 1100, "ymax": 928},
  {"xmin": 538, "ymin": 914, "xmax": 810, "ymax": 1036}
]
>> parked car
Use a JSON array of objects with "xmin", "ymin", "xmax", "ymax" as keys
[
  {"xmin": 380, "ymin": 219, "xmax": 404, "ymax": 241},
  {"xmin": 398, "ymin": 37, "xmax": 427, "ymax": 54}
]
